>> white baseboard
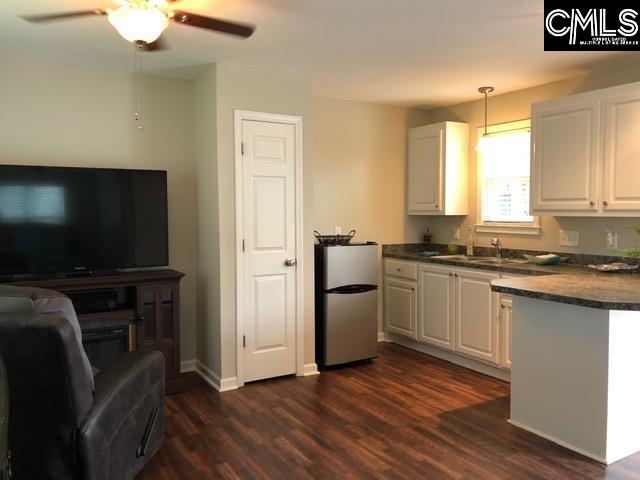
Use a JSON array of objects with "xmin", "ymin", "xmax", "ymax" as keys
[
  {"xmin": 386, "ymin": 332, "xmax": 511, "ymax": 382},
  {"xmin": 180, "ymin": 359, "xmax": 196, "ymax": 373},
  {"xmin": 301, "ymin": 362, "xmax": 319, "ymax": 376},
  {"xmin": 195, "ymin": 361, "xmax": 239, "ymax": 392},
  {"xmin": 377, "ymin": 331, "xmax": 388, "ymax": 342},
  {"xmin": 508, "ymin": 419, "xmax": 607, "ymax": 464}
]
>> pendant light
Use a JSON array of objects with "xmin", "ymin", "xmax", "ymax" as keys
[{"xmin": 476, "ymin": 86, "xmax": 494, "ymax": 152}]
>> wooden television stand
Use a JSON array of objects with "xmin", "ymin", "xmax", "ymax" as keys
[{"xmin": 5, "ymin": 269, "xmax": 186, "ymax": 395}]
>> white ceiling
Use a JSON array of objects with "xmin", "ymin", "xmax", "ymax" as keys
[{"xmin": 0, "ymin": 0, "xmax": 622, "ymax": 107}]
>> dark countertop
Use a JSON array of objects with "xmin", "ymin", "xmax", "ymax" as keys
[
  {"xmin": 491, "ymin": 273, "xmax": 640, "ymax": 311},
  {"xmin": 383, "ymin": 243, "xmax": 640, "ymax": 311},
  {"xmin": 382, "ymin": 244, "xmax": 584, "ymax": 276}
]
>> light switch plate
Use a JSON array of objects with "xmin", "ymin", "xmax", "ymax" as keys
[
  {"xmin": 559, "ymin": 230, "xmax": 580, "ymax": 247},
  {"xmin": 452, "ymin": 228, "xmax": 461, "ymax": 240},
  {"xmin": 606, "ymin": 229, "xmax": 618, "ymax": 249}
]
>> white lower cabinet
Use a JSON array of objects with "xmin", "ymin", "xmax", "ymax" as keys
[
  {"xmin": 454, "ymin": 268, "xmax": 500, "ymax": 364},
  {"xmin": 384, "ymin": 259, "xmax": 517, "ymax": 372},
  {"xmin": 384, "ymin": 277, "xmax": 418, "ymax": 339},
  {"xmin": 417, "ymin": 264, "xmax": 455, "ymax": 350},
  {"xmin": 500, "ymin": 296, "xmax": 513, "ymax": 370}
]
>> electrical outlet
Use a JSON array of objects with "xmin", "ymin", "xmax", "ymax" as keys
[
  {"xmin": 606, "ymin": 229, "xmax": 618, "ymax": 249},
  {"xmin": 559, "ymin": 230, "xmax": 580, "ymax": 247},
  {"xmin": 452, "ymin": 228, "xmax": 461, "ymax": 240},
  {"xmin": 334, "ymin": 226, "xmax": 342, "ymax": 235}
]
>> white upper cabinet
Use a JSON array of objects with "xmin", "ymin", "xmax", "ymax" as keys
[
  {"xmin": 603, "ymin": 89, "xmax": 640, "ymax": 212},
  {"xmin": 531, "ymin": 97, "xmax": 601, "ymax": 214},
  {"xmin": 531, "ymin": 81, "xmax": 640, "ymax": 217},
  {"xmin": 407, "ymin": 121, "xmax": 469, "ymax": 216}
]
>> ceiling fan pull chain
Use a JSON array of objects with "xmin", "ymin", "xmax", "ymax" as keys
[{"xmin": 133, "ymin": 44, "xmax": 144, "ymax": 132}]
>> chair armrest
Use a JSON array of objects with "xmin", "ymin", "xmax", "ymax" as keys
[{"xmin": 78, "ymin": 351, "xmax": 164, "ymax": 480}]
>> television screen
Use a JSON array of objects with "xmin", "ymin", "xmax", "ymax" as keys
[{"xmin": 0, "ymin": 165, "xmax": 169, "ymax": 275}]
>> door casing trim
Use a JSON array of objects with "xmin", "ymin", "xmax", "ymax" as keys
[{"xmin": 234, "ymin": 109, "xmax": 304, "ymax": 387}]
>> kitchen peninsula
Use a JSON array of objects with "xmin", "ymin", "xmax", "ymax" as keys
[{"xmin": 492, "ymin": 273, "xmax": 640, "ymax": 465}]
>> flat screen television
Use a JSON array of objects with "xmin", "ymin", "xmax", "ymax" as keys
[{"xmin": 0, "ymin": 165, "xmax": 169, "ymax": 276}]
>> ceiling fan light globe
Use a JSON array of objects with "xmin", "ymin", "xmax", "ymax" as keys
[{"xmin": 108, "ymin": 5, "xmax": 169, "ymax": 44}]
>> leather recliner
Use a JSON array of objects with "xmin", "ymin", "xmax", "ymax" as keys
[{"xmin": 0, "ymin": 286, "xmax": 164, "ymax": 480}]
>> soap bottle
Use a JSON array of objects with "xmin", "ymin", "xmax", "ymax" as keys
[{"xmin": 466, "ymin": 227, "xmax": 474, "ymax": 256}]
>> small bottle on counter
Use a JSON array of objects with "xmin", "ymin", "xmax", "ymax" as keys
[{"xmin": 466, "ymin": 226, "xmax": 474, "ymax": 256}]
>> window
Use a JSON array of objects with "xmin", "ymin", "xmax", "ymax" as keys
[{"xmin": 476, "ymin": 119, "xmax": 541, "ymax": 235}]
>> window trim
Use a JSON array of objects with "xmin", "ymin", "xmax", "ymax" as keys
[{"xmin": 475, "ymin": 119, "xmax": 541, "ymax": 236}]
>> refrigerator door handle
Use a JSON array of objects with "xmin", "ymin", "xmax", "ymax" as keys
[{"xmin": 326, "ymin": 284, "xmax": 378, "ymax": 295}]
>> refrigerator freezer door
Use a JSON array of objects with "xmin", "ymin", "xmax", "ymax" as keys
[
  {"xmin": 324, "ymin": 245, "xmax": 378, "ymax": 290},
  {"xmin": 324, "ymin": 289, "xmax": 378, "ymax": 365}
]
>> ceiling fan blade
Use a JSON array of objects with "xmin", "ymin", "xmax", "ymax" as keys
[
  {"xmin": 140, "ymin": 37, "xmax": 170, "ymax": 52},
  {"xmin": 21, "ymin": 9, "xmax": 107, "ymax": 23},
  {"xmin": 171, "ymin": 11, "xmax": 255, "ymax": 38}
]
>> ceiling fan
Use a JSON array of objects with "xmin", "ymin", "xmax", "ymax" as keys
[{"xmin": 22, "ymin": 0, "xmax": 255, "ymax": 51}]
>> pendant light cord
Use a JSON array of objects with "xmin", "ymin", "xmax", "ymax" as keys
[{"xmin": 484, "ymin": 90, "xmax": 488, "ymax": 137}]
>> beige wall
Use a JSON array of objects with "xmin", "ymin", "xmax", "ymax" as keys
[
  {"xmin": 194, "ymin": 62, "xmax": 315, "ymax": 381},
  {"xmin": 0, "ymin": 57, "xmax": 198, "ymax": 361},
  {"xmin": 312, "ymin": 97, "xmax": 430, "ymax": 331},
  {"xmin": 312, "ymin": 97, "xmax": 431, "ymax": 244},
  {"xmin": 194, "ymin": 65, "xmax": 221, "ymax": 374},
  {"xmin": 423, "ymin": 60, "xmax": 640, "ymax": 255}
]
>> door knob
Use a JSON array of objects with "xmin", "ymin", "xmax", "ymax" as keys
[{"xmin": 285, "ymin": 258, "xmax": 296, "ymax": 267}]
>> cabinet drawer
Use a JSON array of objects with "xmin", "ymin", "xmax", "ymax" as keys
[{"xmin": 385, "ymin": 259, "xmax": 418, "ymax": 280}]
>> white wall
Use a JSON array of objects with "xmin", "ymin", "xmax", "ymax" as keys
[{"xmin": 0, "ymin": 57, "xmax": 198, "ymax": 361}]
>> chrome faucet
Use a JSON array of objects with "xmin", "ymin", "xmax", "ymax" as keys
[{"xmin": 491, "ymin": 238, "xmax": 503, "ymax": 258}]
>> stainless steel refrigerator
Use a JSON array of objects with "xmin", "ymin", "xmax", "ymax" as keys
[{"xmin": 315, "ymin": 243, "xmax": 378, "ymax": 366}]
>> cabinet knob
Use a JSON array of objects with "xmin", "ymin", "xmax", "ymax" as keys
[
  {"xmin": 603, "ymin": 201, "xmax": 609, "ymax": 207},
  {"xmin": 434, "ymin": 204, "xmax": 439, "ymax": 209},
  {"xmin": 501, "ymin": 304, "xmax": 505, "ymax": 309},
  {"xmin": 589, "ymin": 200, "xmax": 595, "ymax": 207},
  {"xmin": 397, "ymin": 268, "xmax": 401, "ymax": 272},
  {"xmin": 454, "ymin": 274, "xmax": 459, "ymax": 278},
  {"xmin": 137, "ymin": 315, "xmax": 145, "ymax": 324}
]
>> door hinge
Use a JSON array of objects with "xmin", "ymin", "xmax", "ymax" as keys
[
  {"xmin": 242, "ymin": 239, "xmax": 246, "ymax": 252},
  {"xmin": 241, "ymin": 142, "xmax": 245, "ymax": 155},
  {"xmin": 243, "ymin": 335, "xmax": 246, "ymax": 348}
]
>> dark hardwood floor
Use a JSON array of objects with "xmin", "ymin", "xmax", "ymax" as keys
[{"xmin": 139, "ymin": 343, "xmax": 640, "ymax": 479}]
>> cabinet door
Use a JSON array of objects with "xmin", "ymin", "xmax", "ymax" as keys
[
  {"xmin": 500, "ymin": 296, "xmax": 513, "ymax": 370},
  {"xmin": 531, "ymin": 98, "xmax": 600, "ymax": 213},
  {"xmin": 455, "ymin": 269, "xmax": 500, "ymax": 364},
  {"xmin": 137, "ymin": 284, "xmax": 179, "ymax": 378},
  {"xmin": 384, "ymin": 277, "xmax": 417, "ymax": 339},
  {"xmin": 407, "ymin": 124, "xmax": 444, "ymax": 214},
  {"xmin": 602, "ymin": 90, "xmax": 640, "ymax": 212},
  {"xmin": 417, "ymin": 265, "xmax": 455, "ymax": 350}
]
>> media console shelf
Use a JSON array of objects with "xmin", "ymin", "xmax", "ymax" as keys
[{"xmin": 5, "ymin": 269, "xmax": 185, "ymax": 394}]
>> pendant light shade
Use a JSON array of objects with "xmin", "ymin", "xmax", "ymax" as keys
[{"xmin": 476, "ymin": 86, "xmax": 494, "ymax": 152}]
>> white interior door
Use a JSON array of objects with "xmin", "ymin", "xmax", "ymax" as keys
[{"xmin": 242, "ymin": 119, "xmax": 297, "ymax": 383}]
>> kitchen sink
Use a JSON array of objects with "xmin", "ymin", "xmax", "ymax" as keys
[
  {"xmin": 435, "ymin": 255, "xmax": 527, "ymax": 265},
  {"xmin": 469, "ymin": 257, "xmax": 528, "ymax": 265}
]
